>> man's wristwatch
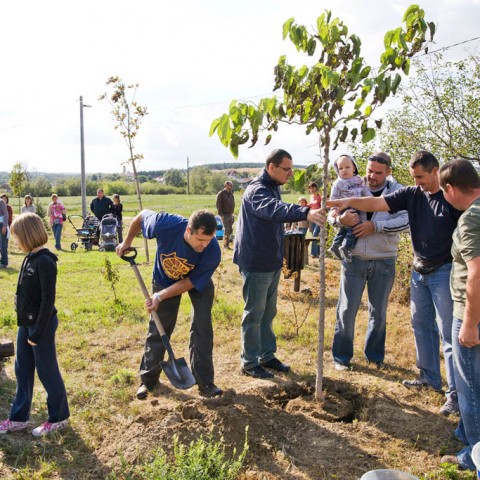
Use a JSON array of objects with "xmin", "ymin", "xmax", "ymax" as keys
[{"xmin": 153, "ymin": 291, "xmax": 164, "ymax": 303}]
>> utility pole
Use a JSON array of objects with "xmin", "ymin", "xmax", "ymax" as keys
[
  {"xmin": 186, "ymin": 156, "xmax": 190, "ymax": 195},
  {"xmin": 79, "ymin": 96, "xmax": 91, "ymax": 217}
]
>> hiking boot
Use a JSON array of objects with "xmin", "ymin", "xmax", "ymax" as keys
[
  {"xmin": 339, "ymin": 246, "xmax": 352, "ymax": 262},
  {"xmin": 440, "ymin": 455, "xmax": 465, "ymax": 470},
  {"xmin": 334, "ymin": 362, "xmax": 350, "ymax": 371},
  {"xmin": 262, "ymin": 357, "xmax": 290, "ymax": 372},
  {"xmin": 242, "ymin": 365, "xmax": 274, "ymax": 379},
  {"xmin": 439, "ymin": 393, "xmax": 459, "ymax": 416},
  {"xmin": 0, "ymin": 419, "xmax": 29, "ymax": 434},
  {"xmin": 402, "ymin": 372, "xmax": 431, "ymax": 389},
  {"xmin": 328, "ymin": 245, "xmax": 342, "ymax": 260},
  {"xmin": 32, "ymin": 419, "xmax": 68, "ymax": 437},
  {"xmin": 198, "ymin": 383, "xmax": 223, "ymax": 398},
  {"xmin": 136, "ymin": 380, "xmax": 159, "ymax": 400}
]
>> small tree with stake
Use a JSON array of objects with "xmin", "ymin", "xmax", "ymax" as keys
[
  {"xmin": 99, "ymin": 77, "xmax": 150, "ymax": 262},
  {"xmin": 210, "ymin": 4, "xmax": 435, "ymax": 401},
  {"xmin": 9, "ymin": 162, "xmax": 29, "ymax": 214}
]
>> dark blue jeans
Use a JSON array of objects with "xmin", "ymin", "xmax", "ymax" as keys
[
  {"xmin": 10, "ymin": 315, "xmax": 69, "ymax": 423},
  {"xmin": 332, "ymin": 257, "xmax": 395, "ymax": 365},
  {"xmin": 0, "ymin": 222, "xmax": 7, "ymax": 266},
  {"xmin": 331, "ymin": 226, "xmax": 358, "ymax": 250},
  {"xmin": 140, "ymin": 280, "xmax": 215, "ymax": 387},
  {"xmin": 410, "ymin": 264, "xmax": 455, "ymax": 396},
  {"xmin": 309, "ymin": 223, "xmax": 320, "ymax": 256},
  {"xmin": 51, "ymin": 223, "xmax": 63, "ymax": 250},
  {"xmin": 452, "ymin": 318, "xmax": 480, "ymax": 471},
  {"xmin": 240, "ymin": 269, "xmax": 281, "ymax": 369}
]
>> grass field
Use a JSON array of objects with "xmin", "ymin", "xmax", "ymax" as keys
[
  {"xmin": 29, "ymin": 193, "xmax": 300, "ymax": 221},
  {"xmin": 0, "ymin": 194, "xmax": 474, "ymax": 479}
]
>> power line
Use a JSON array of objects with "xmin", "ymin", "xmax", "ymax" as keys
[
  {"xmin": 416, "ymin": 35, "xmax": 480, "ymax": 57},
  {"xmin": 149, "ymin": 36, "xmax": 480, "ymax": 113}
]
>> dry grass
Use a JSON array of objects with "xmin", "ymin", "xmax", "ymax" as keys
[{"xmin": 0, "ymin": 219, "xmax": 474, "ymax": 479}]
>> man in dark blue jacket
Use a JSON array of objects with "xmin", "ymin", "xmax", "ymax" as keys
[{"xmin": 234, "ymin": 149, "xmax": 326, "ymax": 379}]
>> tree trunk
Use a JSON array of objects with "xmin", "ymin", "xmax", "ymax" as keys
[{"xmin": 315, "ymin": 133, "xmax": 331, "ymax": 402}]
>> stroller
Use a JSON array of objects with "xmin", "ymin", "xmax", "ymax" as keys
[
  {"xmin": 68, "ymin": 215, "xmax": 100, "ymax": 251},
  {"xmin": 98, "ymin": 214, "xmax": 118, "ymax": 252}
]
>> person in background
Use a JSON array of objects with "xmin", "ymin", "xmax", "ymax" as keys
[
  {"xmin": 439, "ymin": 159, "xmax": 480, "ymax": 472},
  {"xmin": 90, "ymin": 188, "xmax": 113, "ymax": 223},
  {"xmin": 234, "ymin": 149, "xmax": 326, "ymax": 379},
  {"xmin": 0, "ymin": 196, "xmax": 8, "ymax": 268},
  {"xmin": 0, "ymin": 213, "xmax": 69, "ymax": 436},
  {"xmin": 47, "ymin": 194, "xmax": 66, "ymax": 251},
  {"xmin": 1, "ymin": 194, "xmax": 13, "ymax": 251},
  {"xmin": 216, "ymin": 181, "xmax": 235, "ymax": 249},
  {"xmin": 327, "ymin": 150, "xmax": 461, "ymax": 416},
  {"xmin": 307, "ymin": 182, "xmax": 321, "ymax": 258},
  {"xmin": 111, "ymin": 194, "xmax": 123, "ymax": 243},
  {"xmin": 291, "ymin": 197, "xmax": 309, "ymax": 234},
  {"xmin": 21, "ymin": 195, "xmax": 36, "ymax": 214}
]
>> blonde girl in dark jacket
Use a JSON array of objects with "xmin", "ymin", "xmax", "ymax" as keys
[{"xmin": 0, "ymin": 213, "xmax": 69, "ymax": 436}]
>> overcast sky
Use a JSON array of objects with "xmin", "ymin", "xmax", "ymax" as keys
[{"xmin": 0, "ymin": 0, "xmax": 478, "ymax": 174}]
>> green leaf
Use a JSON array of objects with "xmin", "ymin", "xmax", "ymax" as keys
[
  {"xmin": 209, "ymin": 117, "xmax": 221, "ymax": 137},
  {"xmin": 364, "ymin": 105, "xmax": 372, "ymax": 116},
  {"xmin": 361, "ymin": 127, "xmax": 376, "ymax": 143},
  {"xmin": 283, "ymin": 17, "xmax": 295, "ymax": 40},
  {"xmin": 217, "ymin": 114, "xmax": 232, "ymax": 147},
  {"xmin": 265, "ymin": 134, "xmax": 272, "ymax": 146},
  {"xmin": 384, "ymin": 30, "xmax": 394, "ymax": 49}
]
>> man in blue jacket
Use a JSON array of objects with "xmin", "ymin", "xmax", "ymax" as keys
[{"xmin": 234, "ymin": 149, "xmax": 326, "ymax": 379}]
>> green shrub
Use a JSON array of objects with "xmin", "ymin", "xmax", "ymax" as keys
[{"xmin": 114, "ymin": 428, "xmax": 249, "ymax": 480}]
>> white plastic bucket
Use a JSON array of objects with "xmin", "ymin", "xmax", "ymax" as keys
[
  {"xmin": 472, "ymin": 441, "xmax": 480, "ymax": 480},
  {"xmin": 360, "ymin": 470, "xmax": 419, "ymax": 480}
]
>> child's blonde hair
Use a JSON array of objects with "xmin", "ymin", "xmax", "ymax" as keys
[{"xmin": 298, "ymin": 196, "xmax": 308, "ymax": 205}]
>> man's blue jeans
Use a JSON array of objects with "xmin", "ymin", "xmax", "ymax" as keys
[
  {"xmin": 240, "ymin": 269, "xmax": 281, "ymax": 369},
  {"xmin": 52, "ymin": 223, "xmax": 63, "ymax": 250},
  {"xmin": 10, "ymin": 315, "xmax": 70, "ymax": 423},
  {"xmin": 332, "ymin": 257, "xmax": 395, "ymax": 365},
  {"xmin": 0, "ymin": 222, "xmax": 7, "ymax": 266},
  {"xmin": 452, "ymin": 318, "xmax": 480, "ymax": 471},
  {"xmin": 410, "ymin": 264, "xmax": 456, "ymax": 396}
]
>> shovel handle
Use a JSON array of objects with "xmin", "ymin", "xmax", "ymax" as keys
[{"xmin": 121, "ymin": 247, "xmax": 168, "ymax": 338}]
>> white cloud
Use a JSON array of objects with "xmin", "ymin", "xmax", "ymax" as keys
[{"xmin": 1, "ymin": 0, "xmax": 478, "ymax": 173}]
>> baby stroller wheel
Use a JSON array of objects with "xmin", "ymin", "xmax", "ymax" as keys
[{"xmin": 71, "ymin": 243, "xmax": 77, "ymax": 251}]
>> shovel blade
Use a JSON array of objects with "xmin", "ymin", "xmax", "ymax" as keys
[{"xmin": 160, "ymin": 357, "xmax": 196, "ymax": 390}]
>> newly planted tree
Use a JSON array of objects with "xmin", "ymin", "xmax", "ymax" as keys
[
  {"xmin": 210, "ymin": 5, "xmax": 435, "ymax": 400},
  {"xmin": 99, "ymin": 77, "xmax": 150, "ymax": 262},
  {"xmin": 9, "ymin": 162, "xmax": 29, "ymax": 214}
]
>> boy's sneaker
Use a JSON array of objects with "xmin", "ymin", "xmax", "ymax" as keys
[
  {"xmin": 339, "ymin": 246, "xmax": 352, "ymax": 262},
  {"xmin": 328, "ymin": 245, "xmax": 342, "ymax": 260},
  {"xmin": 439, "ymin": 393, "xmax": 459, "ymax": 416},
  {"xmin": 32, "ymin": 419, "xmax": 68, "ymax": 437},
  {"xmin": 0, "ymin": 419, "xmax": 29, "ymax": 434}
]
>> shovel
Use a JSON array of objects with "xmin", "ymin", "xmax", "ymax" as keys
[{"xmin": 121, "ymin": 247, "xmax": 196, "ymax": 390}]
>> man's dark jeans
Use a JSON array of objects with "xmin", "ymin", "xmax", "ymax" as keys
[{"xmin": 140, "ymin": 279, "xmax": 215, "ymax": 387}]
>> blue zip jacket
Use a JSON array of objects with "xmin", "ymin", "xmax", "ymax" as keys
[{"xmin": 233, "ymin": 168, "xmax": 310, "ymax": 272}]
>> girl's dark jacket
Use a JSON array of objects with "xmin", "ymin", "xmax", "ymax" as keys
[{"xmin": 16, "ymin": 248, "xmax": 58, "ymax": 344}]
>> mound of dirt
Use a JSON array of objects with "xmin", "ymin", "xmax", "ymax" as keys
[{"xmin": 96, "ymin": 377, "xmax": 450, "ymax": 480}]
